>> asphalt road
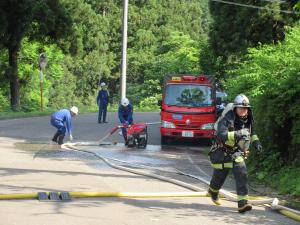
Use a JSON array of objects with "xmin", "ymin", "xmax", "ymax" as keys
[
  {"xmin": 0, "ymin": 112, "xmax": 298, "ymax": 225},
  {"xmin": 0, "ymin": 112, "xmax": 162, "ymax": 144},
  {"xmin": 0, "ymin": 112, "xmax": 213, "ymax": 146}
]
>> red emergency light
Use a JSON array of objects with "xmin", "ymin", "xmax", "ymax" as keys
[
  {"xmin": 182, "ymin": 76, "xmax": 197, "ymax": 81},
  {"xmin": 198, "ymin": 76, "xmax": 206, "ymax": 82}
]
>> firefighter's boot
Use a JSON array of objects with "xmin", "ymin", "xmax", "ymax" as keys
[
  {"xmin": 52, "ymin": 131, "xmax": 60, "ymax": 143},
  {"xmin": 57, "ymin": 134, "xmax": 65, "ymax": 145},
  {"xmin": 238, "ymin": 200, "xmax": 252, "ymax": 213},
  {"xmin": 208, "ymin": 187, "xmax": 221, "ymax": 205}
]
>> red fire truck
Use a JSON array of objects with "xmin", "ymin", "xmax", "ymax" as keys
[{"xmin": 159, "ymin": 74, "xmax": 217, "ymax": 144}]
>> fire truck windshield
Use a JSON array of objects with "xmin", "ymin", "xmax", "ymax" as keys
[{"xmin": 164, "ymin": 84, "xmax": 213, "ymax": 107}]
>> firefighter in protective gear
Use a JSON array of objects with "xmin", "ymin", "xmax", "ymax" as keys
[
  {"xmin": 50, "ymin": 106, "xmax": 78, "ymax": 145},
  {"xmin": 118, "ymin": 98, "xmax": 133, "ymax": 145},
  {"xmin": 208, "ymin": 94, "xmax": 263, "ymax": 213}
]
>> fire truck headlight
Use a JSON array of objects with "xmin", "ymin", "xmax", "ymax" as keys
[
  {"xmin": 162, "ymin": 121, "xmax": 176, "ymax": 129},
  {"xmin": 201, "ymin": 123, "xmax": 214, "ymax": 130}
]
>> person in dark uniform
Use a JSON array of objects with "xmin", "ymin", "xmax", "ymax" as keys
[
  {"xmin": 208, "ymin": 94, "xmax": 263, "ymax": 213},
  {"xmin": 118, "ymin": 97, "xmax": 133, "ymax": 145},
  {"xmin": 97, "ymin": 82, "xmax": 109, "ymax": 123}
]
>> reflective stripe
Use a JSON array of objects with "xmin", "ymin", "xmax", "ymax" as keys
[
  {"xmin": 224, "ymin": 162, "xmax": 233, "ymax": 168},
  {"xmin": 212, "ymin": 162, "xmax": 234, "ymax": 169},
  {"xmin": 226, "ymin": 131, "xmax": 235, "ymax": 147},
  {"xmin": 237, "ymin": 195, "xmax": 249, "ymax": 201},
  {"xmin": 251, "ymin": 134, "xmax": 259, "ymax": 142},
  {"xmin": 234, "ymin": 156, "xmax": 244, "ymax": 163},
  {"xmin": 228, "ymin": 131, "xmax": 235, "ymax": 142},
  {"xmin": 209, "ymin": 187, "xmax": 219, "ymax": 193},
  {"xmin": 211, "ymin": 164, "xmax": 223, "ymax": 169}
]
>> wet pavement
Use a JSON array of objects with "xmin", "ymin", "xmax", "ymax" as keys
[{"xmin": 0, "ymin": 114, "xmax": 299, "ymax": 225}]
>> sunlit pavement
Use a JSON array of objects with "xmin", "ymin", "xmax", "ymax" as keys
[{"xmin": 0, "ymin": 114, "xmax": 298, "ymax": 225}]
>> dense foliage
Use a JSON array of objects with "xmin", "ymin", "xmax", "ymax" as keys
[
  {"xmin": 227, "ymin": 25, "xmax": 300, "ymax": 163},
  {"xmin": 205, "ymin": 0, "xmax": 299, "ymax": 80},
  {"xmin": 0, "ymin": 0, "xmax": 209, "ymax": 111},
  {"xmin": 0, "ymin": 0, "xmax": 72, "ymax": 110},
  {"xmin": 226, "ymin": 25, "xmax": 300, "ymax": 195}
]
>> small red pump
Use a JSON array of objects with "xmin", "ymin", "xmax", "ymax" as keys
[
  {"xmin": 99, "ymin": 122, "xmax": 160, "ymax": 148},
  {"xmin": 125, "ymin": 123, "xmax": 148, "ymax": 148}
]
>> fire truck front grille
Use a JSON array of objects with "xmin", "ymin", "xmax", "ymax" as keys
[{"xmin": 176, "ymin": 124, "xmax": 200, "ymax": 130}]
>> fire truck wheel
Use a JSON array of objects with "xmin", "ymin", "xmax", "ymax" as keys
[{"xmin": 161, "ymin": 136, "xmax": 168, "ymax": 145}]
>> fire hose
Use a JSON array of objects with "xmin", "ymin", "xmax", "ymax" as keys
[
  {"xmin": 60, "ymin": 142, "xmax": 300, "ymax": 222},
  {"xmin": 0, "ymin": 125, "xmax": 299, "ymax": 222}
]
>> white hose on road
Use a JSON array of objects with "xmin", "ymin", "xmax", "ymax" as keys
[
  {"xmin": 62, "ymin": 143, "xmax": 205, "ymax": 192},
  {"xmin": 61, "ymin": 142, "xmax": 300, "ymax": 222}
]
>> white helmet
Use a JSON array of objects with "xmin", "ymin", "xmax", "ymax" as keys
[
  {"xmin": 100, "ymin": 82, "xmax": 106, "ymax": 87},
  {"xmin": 70, "ymin": 106, "xmax": 79, "ymax": 115},
  {"xmin": 121, "ymin": 97, "xmax": 129, "ymax": 107},
  {"xmin": 234, "ymin": 94, "xmax": 251, "ymax": 108}
]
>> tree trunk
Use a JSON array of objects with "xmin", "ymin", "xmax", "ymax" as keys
[{"xmin": 9, "ymin": 47, "xmax": 20, "ymax": 111}]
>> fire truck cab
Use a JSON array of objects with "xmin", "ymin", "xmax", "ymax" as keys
[{"xmin": 159, "ymin": 74, "xmax": 217, "ymax": 144}]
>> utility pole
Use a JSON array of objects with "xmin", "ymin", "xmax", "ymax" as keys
[{"xmin": 121, "ymin": 0, "xmax": 128, "ymax": 100}]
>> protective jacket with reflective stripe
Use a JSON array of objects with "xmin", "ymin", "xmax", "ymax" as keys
[{"xmin": 215, "ymin": 103, "xmax": 259, "ymax": 149}]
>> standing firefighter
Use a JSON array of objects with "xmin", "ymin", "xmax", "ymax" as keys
[
  {"xmin": 50, "ymin": 106, "xmax": 79, "ymax": 145},
  {"xmin": 118, "ymin": 97, "xmax": 133, "ymax": 145},
  {"xmin": 97, "ymin": 82, "xmax": 109, "ymax": 123},
  {"xmin": 208, "ymin": 94, "xmax": 262, "ymax": 213}
]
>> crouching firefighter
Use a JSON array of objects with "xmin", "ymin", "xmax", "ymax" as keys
[
  {"xmin": 118, "ymin": 98, "xmax": 133, "ymax": 145},
  {"xmin": 50, "ymin": 106, "xmax": 79, "ymax": 145},
  {"xmin": 208, "ymin": 94, "xmax": 263, "ymax": 213}
]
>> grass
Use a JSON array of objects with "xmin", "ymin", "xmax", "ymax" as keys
[
  {"xmin": 0, "ymin": 109, "xmax": 53, "ymax": 120},
  {"xmin": 248, "ymin": 161, "xmax": 300, "ymax": 210},
  {"xmin": 0, "ymin": 105, "xmax": 159, "ymax": 120}
]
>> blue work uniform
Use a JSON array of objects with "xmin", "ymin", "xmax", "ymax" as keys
[
  {"xmin": 50, "ymin": 109, "xmax": 73, "ymax": 135},
  {"xmin": 118, "ymin": 103, "xmax": 133, "ymax": 139},
  {"xmin": 97, "ymin": 89, "xmax": 109, "ymax": 123}
]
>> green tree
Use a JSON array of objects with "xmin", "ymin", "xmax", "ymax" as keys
[
  {"xmin": 0, "ymin": 0, "xmax": 71, "ymax": 110},
  {"xmin": 85, "ymin": 0, "xmax": 209, "ymax": 104},
  {"xmin": 0, "ymin": 0, "xmax": 211, "ymax": 110},
  {"xmin": 157, "ymin": 31, "xmax": 201, "ymax": 75},
  {"xmin": 226, "ymin": 24, "xmax": 300, "ymax": 166},
  {"xmin": 60, "ymin": 0, "xmax": 116, "ymax": 103},
  {"xmin": 17, "ymin": 38, "xmax": 75, "ymax": 111},
  {"xmin": 207, "ymin": 0, "xmax": 299, "ymax": 79}
]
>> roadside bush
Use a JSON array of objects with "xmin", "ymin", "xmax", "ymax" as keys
[
  {"xmin": 139, "ymin": 94, "xmax": 161, "ymax": 111},
  {"xmin": 5, "ymin": 38, "xmax": 77, "ymax": 112},
  {"xmin": 226, "ymin": 24, "xmax": 300, "ymax": 196},
  {"xmin": 126, "ymin": 79, "xmax": 162, "ymax": 106},
  {"xmin": 227, "ymin": 24, "xmax": 300, "ymax": 166},
  {"xmin": 0, "ymin": 93, "xmax": 9, "ymax": 111}
]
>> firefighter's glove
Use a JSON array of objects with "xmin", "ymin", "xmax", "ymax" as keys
[
  {"xmin": 253, "ymin": 140, "xmax": 263, "ymax": 153},
  {"xmin": 232, "ymin": 152, "xmax": 243, "ymax": 162},
  {"xmin": 235, "ymin": 128, "xmax": 250, "ymax": 141},
  {"xmin": 69, "ymin": 134, "xmax": 73, "ymax": 141}
]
